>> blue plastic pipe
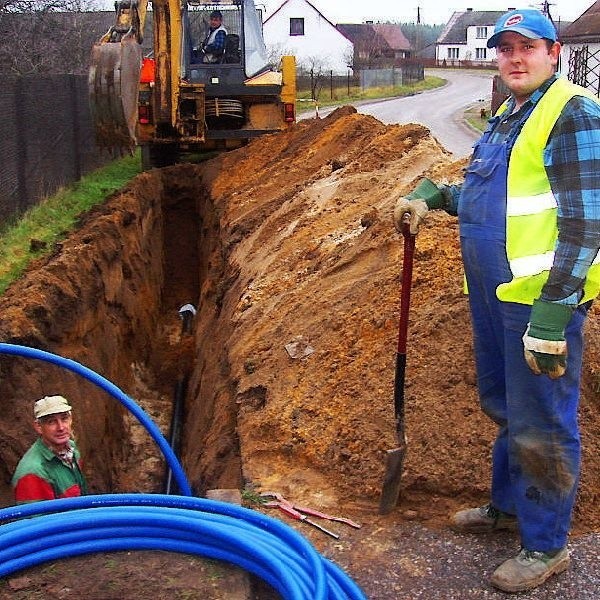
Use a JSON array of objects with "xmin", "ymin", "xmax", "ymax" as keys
[
  {"xmin": 0, "ymin": 495, "xmax": 367, "ymax": 599},
  {"xmin": 0, "ymin": 343, "xmax": 191, "ymax": 496}
]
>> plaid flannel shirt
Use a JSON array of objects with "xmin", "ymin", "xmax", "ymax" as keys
[{"xmin": 204, "ymin": 28, "xmax": 226, "ymax": 54}]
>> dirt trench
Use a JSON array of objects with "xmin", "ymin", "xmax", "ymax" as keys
[
  {"xmin": 0, "ymin": 106, "xmax": 599, "ymax": 598},
  {"xmin": 0, "ymin": 165, "xmax": 241, "ymax": 499}
]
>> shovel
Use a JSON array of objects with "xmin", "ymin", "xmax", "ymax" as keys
[{"xmin": 379, "ymin": 220, "xmax": 415, "ymax": 514}]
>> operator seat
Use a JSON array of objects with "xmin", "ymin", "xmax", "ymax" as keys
[{"xmin": 222, "ymin": 34, "xmax": 240, "ymax": 64}]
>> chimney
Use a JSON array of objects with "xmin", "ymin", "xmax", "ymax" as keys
[{"xmin": 467, "ymin": 7, "xmax": 473, "ymax": 11}]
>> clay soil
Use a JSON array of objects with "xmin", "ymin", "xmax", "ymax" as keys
[{"xmin": 0, "ymin": 107, "xmax": 599, "ymax": 599}]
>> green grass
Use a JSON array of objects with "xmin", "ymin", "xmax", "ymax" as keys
[
  {"xmin": 297, "ymin": 75, "xmax": 446, "ymax": 109},
  {"xmin": 0, "ymin": 153, "xmax": 141, "ymax": 295},
  {"xmin": 463, "ymin": 102, "xmax": 492, "ymax": 132}
]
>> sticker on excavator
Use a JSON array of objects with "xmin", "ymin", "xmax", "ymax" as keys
[{"xmin": 89, "ymin": 38, "xmax": 143, "ymax": 151}]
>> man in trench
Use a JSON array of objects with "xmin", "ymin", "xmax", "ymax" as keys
[{"xmin": 12, "ymin": 395, "xmax": 87, "ymax": 504}]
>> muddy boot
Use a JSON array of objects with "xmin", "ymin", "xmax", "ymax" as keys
[
  {"xmin": 490, "ymin": 547, "xmax": 570, "ymax": 593},
  {"xmin": 449, "ymin": 503, "xmax": 518, "ymax": 533}
]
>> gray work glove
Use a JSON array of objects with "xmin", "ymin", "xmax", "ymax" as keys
[
  {"xmin": 393, "ymin": 198, "xmax": 429, "ymax": 235},
  {"xmin": 392, "ymin": 178, "xmax": 445, "ymax": 235}
]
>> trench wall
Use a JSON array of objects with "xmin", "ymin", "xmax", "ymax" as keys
[
  {"xmin": 0, "ymin": 173, "xmax": 168, "ymax": 494},
  {"xmin": 0, "ymin": 164, "xmax": 243, "ymax": 501}
]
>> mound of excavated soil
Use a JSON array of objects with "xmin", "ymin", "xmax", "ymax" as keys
[
  {"xmin": 0, "ymin": 106, "xmax": 598, "ymax": 598},
  {"xmin": 197, "ymin": 106, "xmax": 600, "ymax": 533}
]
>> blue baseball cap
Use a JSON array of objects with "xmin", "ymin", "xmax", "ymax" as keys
[{"xmin": 487, "ymin": 9, "xmax": 557, "ymax": 48}]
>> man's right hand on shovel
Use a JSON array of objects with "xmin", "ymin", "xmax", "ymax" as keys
[
  {"xmin": 393, "ymin": 198, "xmax": 429, "ymax": 235},
  {"xmin": 393, "ymin": 178, "xmax": 445, "ymax": 235}
]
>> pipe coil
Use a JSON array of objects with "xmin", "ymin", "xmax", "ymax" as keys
[{"xmin": 0, "ymin": 494, "xmax": 366, "ymax": 600}]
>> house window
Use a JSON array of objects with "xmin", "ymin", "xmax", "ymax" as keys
[
  {"xmin": 476, "ymin": 48, "xmax": 487, "ymax": 60},
  {"xmin": 476, "ymin": 26, "xmax": 487, "ymax": 39},
  {"xmin": 447, "ymin": 47, "xmax": 459, "ymax": 60},
  {"xmin": 290, "ymin": 18, "xmax": 304, "ymax": 36}
]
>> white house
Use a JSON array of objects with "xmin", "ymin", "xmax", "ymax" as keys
[
  {"xmin": 436, "ymin": 9, "xmax": 505, "ymax": 64},
  {"xmin": 436, "ymin": 8, "xmax": 574, "ymax": 66},
  {"xmin": 263, "ymin": 0, "xmax": 354, "ymax": 75}
]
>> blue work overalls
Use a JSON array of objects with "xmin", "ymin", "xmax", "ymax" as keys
[{"xmin": 458, "ymin": 110, "xmax": 588, "ymax": 553}]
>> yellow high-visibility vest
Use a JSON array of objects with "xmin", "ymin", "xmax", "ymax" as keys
[{"xmin": 495, "ymin": 77, "xmax": 600, "ymax": 305}]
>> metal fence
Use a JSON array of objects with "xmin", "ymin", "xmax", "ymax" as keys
[
  {"xmin": 297, "ymin": 64, "xmax": 425, "ymax": 101},
  {"xmin": 0, "ymin": 74, "xmax": 108, "ymax": 226},
  {"xmin": 360, "ymin": 65, "xmax": 424, "ymax": 89},
  {"xmin": 567, "ymin": 45, "xmax": 600, "ymax": 97}
]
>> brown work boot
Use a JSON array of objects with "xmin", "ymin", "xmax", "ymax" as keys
[
  {"xmin": 449, "ymin": 503, "xmax": 518, "ymax": 533},
  {"xmin": 490, "ymin": 547, "xmax": 570, "ymax": 593}
]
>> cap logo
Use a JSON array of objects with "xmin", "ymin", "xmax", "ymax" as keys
[{"xmin": 504, "ymin": 14, "xmax": 524, "ymax": 27}]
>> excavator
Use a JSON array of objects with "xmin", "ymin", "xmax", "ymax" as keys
[{"xmin": 89, "ymin": 0, "xmax": 296, "ymax": 168}]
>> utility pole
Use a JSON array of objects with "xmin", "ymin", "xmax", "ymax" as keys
[
  {"xmin": 415, "ymin": 6, "xmax": 421, "ymax": 58},
  {"xmin": 540, "ymin": 0, "xmax": 555, "ymax": 23}
]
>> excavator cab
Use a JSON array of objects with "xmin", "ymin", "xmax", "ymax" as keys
[
  {"xmin": 185, "ymin": 3, "xmax": 242, "ymax": 71},
  {"xmin": 89, "ymin": 0, "xmax": 296, "ymax": 168}
]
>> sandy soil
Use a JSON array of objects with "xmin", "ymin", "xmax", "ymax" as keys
[{"xmin": 0, "ymin": 106, "xmax": 598, "ymax": 599}]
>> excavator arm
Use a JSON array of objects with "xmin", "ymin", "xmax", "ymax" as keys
[
  {"xmin": 89, "ymin": 0, "xmax": 185, "ymax": 153},
  {"xmin": 89, "ymin": 0, "xmax": 154, "ymax": 151}
]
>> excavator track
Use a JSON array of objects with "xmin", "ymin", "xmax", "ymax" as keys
[{"xmin": 89, "ymin": 37, "xmax": 142, "ymax": 152}]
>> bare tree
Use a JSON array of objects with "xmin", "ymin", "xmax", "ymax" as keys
[
  {"xmin": 0, "ymin": 0, "xmax": 101, "ymax": 74},
  {"xmin": 299, "ymin": 55, "xmax": 331, "ymax": 101},
  {"xmin": 0, "ymin": 1, "xmax": 96, "ymax": 14},
  {"xmin": 265, "ymin": 42, "xmax": 296, "ymax": 69}
]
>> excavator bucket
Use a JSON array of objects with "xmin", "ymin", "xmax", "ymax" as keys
[{"xmin": 89, "ymin": 37, "xmax": 142, "ymax": 152}]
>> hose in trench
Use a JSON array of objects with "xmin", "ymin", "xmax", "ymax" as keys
[{"xmin": 0, "ymin": 343, "xmax": 367, "ymax": 600}]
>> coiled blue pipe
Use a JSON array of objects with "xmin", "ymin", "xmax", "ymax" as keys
[
  {"xmin": 0, "ymin": 495, "xmax": 366, "ymax": 599},
  {"xmin": 0, "ymin": 344, "xmax": 367, "ymax": 599}
]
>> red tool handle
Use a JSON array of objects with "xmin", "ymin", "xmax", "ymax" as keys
[
  {"xmin": 397, "ymin": 221, "xmax": 416, "ymax": 355},
  {"xmin": 393, "ymin": 221, "xmax": 415, "ymax": 436},
  {"xmin": 292, "ymin": 504, "xmax": 361, "ymax": 529}
]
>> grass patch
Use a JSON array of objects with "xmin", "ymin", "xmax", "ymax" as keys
[
  {"xmin": 463, "ymin": 102, "xmax": 491, "ymax": 132},
  {"xmin": 0, "ymin": 153, "xmax": 141, "ymax": 295},
  {"xmin": 297, "ymin": 75, "xmax": 446, "ymax": 110}
]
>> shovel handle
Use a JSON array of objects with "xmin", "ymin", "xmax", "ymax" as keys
[
  {"xmin": 394, "ymin": 222, "xmax": 415, "ymax": 429},
  {"xmin": 378, "ymin": 222, "xmax": 415, "ymax": 513},
  {"xmin": 397, "ymin": 221, "xmax": 416, "ymax": 356}
]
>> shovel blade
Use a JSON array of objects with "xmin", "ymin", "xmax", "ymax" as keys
[{"xmin": 379, "ymin": 445, "xmax": 406, "ymax": 514}]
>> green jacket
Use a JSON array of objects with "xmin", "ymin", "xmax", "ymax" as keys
[{"xmin": 12, "ymin": 438, "xmax": 87, "ymax": 504}]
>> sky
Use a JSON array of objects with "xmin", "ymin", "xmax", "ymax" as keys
[{"xmin": 258, "ymin": 0, "xmax": 597, "ymax": 25}]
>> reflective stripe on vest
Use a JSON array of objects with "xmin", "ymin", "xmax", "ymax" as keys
[{"xmin": 496, "ymin": 78, "xmax": 600, "ymax": 305}]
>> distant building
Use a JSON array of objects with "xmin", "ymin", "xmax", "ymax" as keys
[
  {"xmin": 436, "ymin": 7, "xmax": 574, "ymax": 66},
  {"xmin": 263, "ymin": 0, "xmax": 353, "ymax": 74},
  {"xmin": 336, "ymin": 22, "xmax": 411, "ymax": 69},
  {"xmin": 435, "ymin": 8, "xmax": 505, "ymax": 64}
]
